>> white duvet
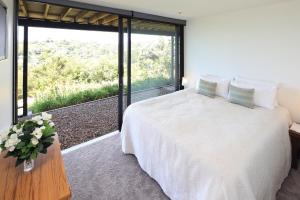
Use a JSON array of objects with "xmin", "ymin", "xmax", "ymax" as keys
[{"xmin": 121, "ymin": 89, "xmax": 291, "ymax": 200}]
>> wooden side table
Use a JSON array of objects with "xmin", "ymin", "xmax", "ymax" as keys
[
  {"xmin": 289, "ymin": 123, "xmax": 300, "ymax": 170},
  {"xmin": 0, "ymin": 135, "xmax": 71, "ymax": 200}
]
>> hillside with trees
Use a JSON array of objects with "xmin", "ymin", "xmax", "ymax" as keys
[{"xmin": 18, "ymin": 35, "xmax": 174, "ymax": 113}]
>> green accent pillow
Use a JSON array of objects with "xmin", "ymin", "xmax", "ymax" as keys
[
  {"xmin": 229, "ymin": 84, "xmax": 255, "ymax": 108},
  {"xmin": 198, "ymin": 79, "xmax": 217, "ymax": 98}
]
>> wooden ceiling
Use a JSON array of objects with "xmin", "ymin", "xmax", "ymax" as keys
[
  {"xmin": 18, "ymin": 0, "xmax": 119, "ymax": 27},
  {"xmin": 18, "ymin": 0, "xmax": 176, "ymax": 34}
]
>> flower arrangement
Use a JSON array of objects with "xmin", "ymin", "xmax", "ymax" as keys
[{"xmin": 0, "ymin": 112, "xmax": 56, "ymax": 168}]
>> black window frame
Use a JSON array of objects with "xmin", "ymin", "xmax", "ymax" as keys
[{"xmin": 13, "ymin": 0, "xmax": 186, "ymax": 130}]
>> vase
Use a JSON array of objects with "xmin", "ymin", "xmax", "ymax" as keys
[{"xmin": 23, "ymin": 159, "xmax": 34, "ymax": 172}]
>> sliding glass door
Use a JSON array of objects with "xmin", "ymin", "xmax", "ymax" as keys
[
  {"xmin": 126, "ymin": 19, "xmax": 181, "ymax": 104},
  {"xmin": 14, "ymin": 0, "xmax": 185, "ymax": 134}
]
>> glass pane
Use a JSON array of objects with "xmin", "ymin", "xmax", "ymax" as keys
[
  {"xmin": 18, "ymin": 0, "xmax": 123, "ymax": 149},
  {"xmin": 123, "ymin": 18, "xmax": 128, "ymax": 110},
  {"xmin": 130, "ymin": 19, "xmax": 177, "ymax": 103},
  {"xmin": 22, "ymin": 22, "xmax": 119, "ymax": 149},
  {"xmin": 17, "ymin": 26, "xmax": 24, "ymax": 117}
]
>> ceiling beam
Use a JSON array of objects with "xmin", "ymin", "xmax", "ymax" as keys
[
  {"xmin": 61, "ymin": 8, "xmax": 73, "ymax": 21},
  {"xmin": 26, "ymin": 12, "xmax": 75, "ymax": 22},
  {"xmin": 110, "ymin": 20, "xmax": 119, "ymax": 27},
  {"xmin": 89, "ymin": 13, "xmax": 110, "ymax": 24},
  {"xmin": 102, "ymin": 15, "xmax": 118, "ymax": 25},
  {"xmin": 20, "ymin": 0, "xmax": 28, "ymax": 17},
  {"xmin": 44, "ymin": 4, "xmax": 50, "ymax": 18},
  {"xmin": 75, "ymin": 10, "xmax": 90, "ymax": 22}
]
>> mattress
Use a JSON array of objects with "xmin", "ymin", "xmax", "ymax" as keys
[{"xmin": 121, "ymin": 88, "xmax": 291, "ymax": 200}]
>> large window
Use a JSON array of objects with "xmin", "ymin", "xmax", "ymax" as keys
[
  {"xmin": 129, "ymin": 19, "xmax": 179, "ymax": 103},
  {"xmin": 18, "ymin": 27, "xmax": 118, "ymax": 116},
  {"xmin": 14, "ymin": 0, "xmax": 185, "ymax": 148}
]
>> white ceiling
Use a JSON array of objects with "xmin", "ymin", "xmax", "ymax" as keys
[{"xmin": 74, "ymin": 0, "xmax": 287, "ymax": 20}]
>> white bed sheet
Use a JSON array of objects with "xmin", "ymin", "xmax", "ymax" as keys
[{"xmin": 121, "ymin": 89, "xmax": 291, "ymax": 200}]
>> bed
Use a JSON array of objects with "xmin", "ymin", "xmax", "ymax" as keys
[{"xmin": 121, "ymin": 88, "xmax": 292, "ymax": 200}]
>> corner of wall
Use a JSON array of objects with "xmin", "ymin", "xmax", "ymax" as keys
[{"xmin": 0, "ymin": 0, "xmax": 13, "ymax": 131}]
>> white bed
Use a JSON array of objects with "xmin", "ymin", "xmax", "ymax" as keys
[{"xmin": 121, "ymin": 88, "xmax": 292, "ymax": 200}]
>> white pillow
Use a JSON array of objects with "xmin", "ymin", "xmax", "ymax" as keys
[
  {"xmin": 233, "ymin": 77, "xmax": 278, "ymax": 109},
  {"xmin": 196, "ymin": 75, "xmax": 231, "ymax": 98}
]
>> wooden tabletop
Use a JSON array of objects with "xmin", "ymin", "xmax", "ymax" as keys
[{"xmin": 0, "ymin": 135, "xmax": 71, "ymax": 200}]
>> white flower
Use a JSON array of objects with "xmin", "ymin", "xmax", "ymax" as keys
[
  {"xmin": 8, "ymin": 146, "xmax": 15, "ymax": 152},
  {"xmin": 0, "ymin": 130, "xmax": 9, "ymax": 144},
  {"xmin": 12, "ymin": 125, "xmax": 18, "ymax": 132},
  {"xmin": 37, "ymin": 120, "xmax": 43, "ymax": 125},
  {"xmin": 4, "ymin": 134, "xmax": 20, "ymax": 149},
  {"xmin": 10, "ymin": 134, "xmax": 18, "ymax": 140},
  {"xmin": 15, "ymin": 128, "xmax": 22, "ymax": 135},
  {"xmin": 49, "ymin": 122, "xmax": 55, "ymax": 127},
  {"xmin": 32, "ymin": 128, "xmax": 43, "ymax": 139},
  {"xmin": 4, "ymin": 139, "xmax": 10, "ymax": 148},
  {"xmin": 32, "ymin": 115, "xmax": 42, "ymax": 122},
  {"xmin": 42, "ymin": 112, "xmax": 52, "ymax": 121},
  {"xmin": 36, "ymin": 133, "xmax": 42, "ymax": 139},
  {"xmin": 41, "ymin": 126, "xmax": 46, "ymax": 130},
  {"xmin": 31, "ymin": 138, "xmax": 39, "ymax": 146}
]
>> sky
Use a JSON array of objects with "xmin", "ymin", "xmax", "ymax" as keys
[{"xmin": 18, "ymin": 27, "xmax": 163, "ymax": 44}]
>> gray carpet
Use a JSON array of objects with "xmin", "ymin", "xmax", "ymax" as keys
[{"xmin": 63, "ymin": 134, "xmax": 300, "ymax": 200}]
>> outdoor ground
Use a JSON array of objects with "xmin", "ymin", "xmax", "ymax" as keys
[{"xmin": 50, "ymin": 96, "xmax": 118, "ymax": 149}]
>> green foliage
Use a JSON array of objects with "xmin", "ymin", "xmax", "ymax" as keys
[
  {"xmin": 0, "ymin": 114, "xmax": 56, "ymax": 167},
  {"xmin": 132, "ymin": 77, "xmax": 173, "ymax": 92},
  {"xmin": 18, "ymin": 35, "xmax": 175, "ymax": 113},
  {"xmin": 30, "ymin": 85, "xmax": 119, "ymax": 113}
]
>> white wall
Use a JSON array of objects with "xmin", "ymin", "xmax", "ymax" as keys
[
  {"xmin": 185, "ymin": 0, "xmax": 300, "ymax": 88},
  {"xmin": 0, "ymin": 0, "xmax": 13, "ymax": 131}
]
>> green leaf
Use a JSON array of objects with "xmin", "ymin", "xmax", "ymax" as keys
[
  {"xmin": 19, "ymin": 134, "xmax": 33, "ymax": 142},
  {"xmin": 0, "ymin": 144, "xmax": 5, "ymax": 149},
  {"xmin": 19, "ymin": 154, "xmax": 31, "ymax": 160},
  {"xmin": 22, "ymin": 121, "xmax": 37, "ymax": 135},
  {"xmin": 40, "ymin": 148, "xmax": 47, "ymax": 154},
  {"xmin": 42, "ymin": 142, "xmax": 53, "ymax": 149},
  {"xmin": 42, "ymin": 126, "xmax": 55, "ymax": 138},
  {"xmin": 27, "ymin": 143, "xmax": 33, "ymax": 148},
  {"xmin": 16, "ymin": 142, "xmax": 26, "ymax": 149},
  {"xmin": 15, "ymin": 158, "xmax": 25, "ymax": 167},
  {"xmin": 38, "ymin": 143, "xmax": 44, "ymax": 152},
  {"xmin": 41, "ymin": 137, "xmax": 54, "ymax": 143},
  {"xmin": 30, "ymin": 150, "xmax": 38, "ymax": 160}
]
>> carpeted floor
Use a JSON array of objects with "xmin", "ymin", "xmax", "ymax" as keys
[{"xmin": 63, "ymin": 134, "xmax": 300, "ymax": 200}]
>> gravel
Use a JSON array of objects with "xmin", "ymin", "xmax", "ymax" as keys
[{"xmin": 49, "ymin": 96, "xmax": 118, "ymax": 149}]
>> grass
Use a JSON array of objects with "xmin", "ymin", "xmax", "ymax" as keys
[
  {"xmin": 29, "ymin": 77, "xmax": 174, "ymax": 113},
  {"xmin": 30, "ymin": 84, "xmax": 119, "ymax": 113},
  {"xmin": 132, "ymin": 77, "xmax": 173, "ymax": 91}
]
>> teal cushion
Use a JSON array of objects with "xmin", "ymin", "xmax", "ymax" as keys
[
  {"xmin": 198, "ymin": 79, "xmax": 217, "ymax": 98},
  {"xmin": 229, "ymin": 84, "xmax": 255, "ymax": 108}
]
